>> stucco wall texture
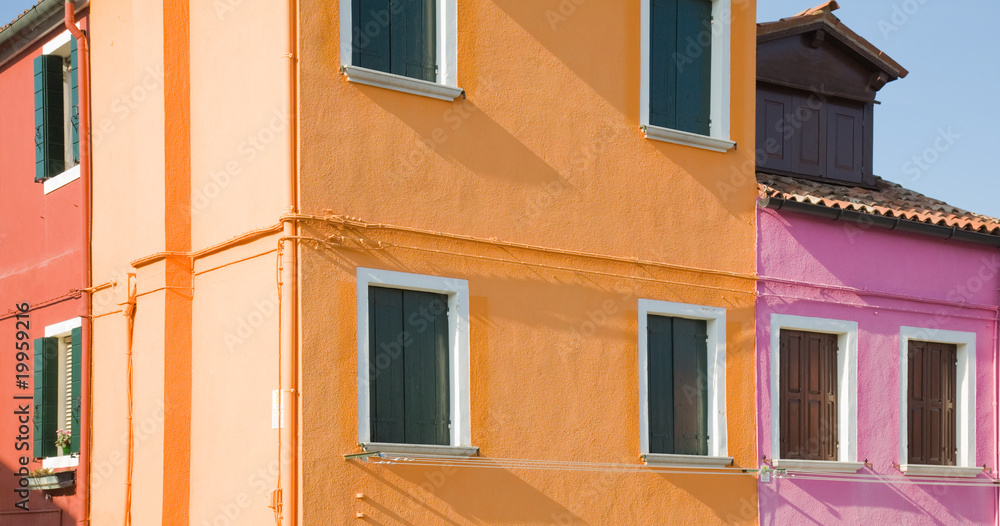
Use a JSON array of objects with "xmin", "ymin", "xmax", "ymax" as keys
[
  {"xmin": 299, "ymin": 0, "xmax": 760, "ymax": 524},
  {"xmin": 0, "ymin": 12, "xmax": 88, "ymax": 525},
  {"xmin": 89, "ymin": 0, "xmax": 290, "ymax": 524},
  {"xmin": 757, "ymin": 208, "xmax": 999, "ymax": 525}
]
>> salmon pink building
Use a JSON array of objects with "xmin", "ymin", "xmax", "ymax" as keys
[
  {"xmin": 754, "ymin": 4, "xmax": 1000, "ymax": 524},
  {"xmin": 0, "ymin": 1, "xmax": 90, "ymax": 524}
]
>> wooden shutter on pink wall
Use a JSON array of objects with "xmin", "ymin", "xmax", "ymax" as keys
[
  {"xmin": 780, "ymin": 329, "xmax": 838, "ymax": 461},
  {"xmin": 907, "ymin": 341, "xmax": 957, "ymax": 466}
]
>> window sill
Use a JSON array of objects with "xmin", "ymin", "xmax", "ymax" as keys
[
  {"xmin": 642, "ymin": 125, "xmax": 736, "ymax": 153},
  {"xmin": 43, "ymin": 164, "xmax": 80, "ymax": 194},
  {"xmin": 341, "ymin": 66, "xmax": 464, "ymax": 102},
  {"xmin": 361, "ymin": 442, "xmax": 479, "ymax": 458},
  {"xmin": 41, "ymin": 454, "xmax": 79, "ymax": 469},
  {"xmin": 642, "ymin": 454, "xmax": 733, "ymax": 468},
  {"xmin": 899, "ymin": 464, "xmax": 984, "ymax": 478},
  {"xmin": 771, "ymin": 459, "xmax": 864, "ymax": 474}
]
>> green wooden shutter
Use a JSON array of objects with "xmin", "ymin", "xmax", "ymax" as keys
[
  {"xmin": 649, "ymin": 0, "xmax": 712, "ymax": 135},
  {"xmin": 649, "ymin": 0, "xmax": 679, "ymax": 130},
  {"xmin": 34, "ymin": 54, "xmax": 65, "ymax": 182},
  {"xmin": 70, "ymin": 39, "xmax": 80, "ymax": 165},
  {"xmin": 353, "ymin": 0, "xmax": 392, "ymax": 73},
  {"xmin": 394, "ymin": 0, "xmax": 436, "ymax": 82},
  {"xmin": 33, "ymin": 337, "xmax": 59, "ymax": 458},
  {"xmin": 402, "ymin": 290, "xmax": 450, "ymax": 445},
  {"xmin": 369, "ymin": 287, "xmax": 406, "ymax": 443},
  {"xmin": 672, "ymin": 318, "xmax": 708, "ymax": 455},
  {"xmin": 70, "ymin": 327, "xmax": 82, "ymax": 453},
  {"xmin": 674, "ymin": 0, "xmax": 712, "ymax": 135},
  {"xmin": 648, "ymin": 315, "xmax": 708, "ymax": 455},
  {"xmin": 369, "ymin": 287, "xmax": 450, "ymax": 445},
  {"xmin": 647, "ymin": 315, "xmax": 675, "ymax": 454}
]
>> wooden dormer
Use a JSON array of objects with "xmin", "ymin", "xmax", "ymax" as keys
[{"xmin": 756, "ymin": 1, "xmax": 908, "ymax": 188}]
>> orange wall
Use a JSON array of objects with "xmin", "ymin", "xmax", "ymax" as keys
[
  {"xmin": 88, "ymin": 0, "xmax": 759, "ymax": 522},
  {"xmin": 299, "ymin": 0, "xmax": 759, "ymax": 523}
]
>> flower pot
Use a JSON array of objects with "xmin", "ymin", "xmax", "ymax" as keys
[{"xmin": 59, "ymin": 446, "xmax": 69, "ymax": 457}]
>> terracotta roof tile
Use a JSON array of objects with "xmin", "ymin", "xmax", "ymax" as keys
[{"xmin": 757, "ymin": 172, "xmax": 1000, "ymax": 236}]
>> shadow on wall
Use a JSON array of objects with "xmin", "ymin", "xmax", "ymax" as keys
[
  {"xmin": 659, "ymin": 472, "xmax": 759, "ymax": 525},
  {"xmin": 361, "ymin": 87, "xmax": 571, "ymax": 190},
  {"xmin": 760, "ymin": 474, "xmax": 994, "ymax": 525},
  {"xmin": 351, "ymin": 460, "xmax": 584, "ymax": 524},
  {"xmin": 491, "ymin": 0, "xmax": 639, "ymax": 117}
]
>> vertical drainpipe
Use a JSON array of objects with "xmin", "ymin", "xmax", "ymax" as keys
[
  {"xmin": 278, "ymin": 0, "xmax": 299, "ymax": 523},
  {"xmin": 64, "ymin": 2, "xmax": 91, "ymax": 524}
]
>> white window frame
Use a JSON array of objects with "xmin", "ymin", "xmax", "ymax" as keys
[
  {"xmin": 769, "ymin": 314, "xmax": 862, "ymax": 473},
  {"xmin": 340, "ymin": 0, "xmax": 463, "ymax": 101},
  {"xmin": 897, "ymin": 327, "xmax": 980, "ymax": 477},
  {"xmin": 40, "ymin": 317, "xmax": 81, "ymax": 468},
  {"xmin": 639, "ymin": 0, "xmax": 735, "ymax": 152},
  {"xmin": 638, "ymin": 299, "xmax": 730, "ymax": 467},
  {"xmin": 356, "ymin": 268, "xmax": 475, "ymax": 457},
  {"xmin": 40, "ymin": 27, "xmax": 82, "ymax": 194}
]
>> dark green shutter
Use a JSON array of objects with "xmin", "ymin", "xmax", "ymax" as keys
[
  {"xmin": 648, "ymin": 315, "xmax": 708, "ymax": 455},
  {"xmin": 647, "ymin": 315, "xmax": 675, "ymax": 454},
  {"xmin": 394, "ymin": 0, "xmax": 436, "ymax": 81},
  {"xmin": 33, "ymin": 337, "xmax": 59, "ymax": 458},
  {"xmin": 402, "ymin": 290, "xmax": 449, "ymax": 445},
  {"xmin": 649, "ymin": 0, "xmax": 680, "ymax": 130},
  {"xmin": 71, "ymin": 327, "xmax": 82, "ymax": 453},
  {"xmin": 34, "ymin": 54, "xmax": 65, "ymax": 182},
  {"xmin": 672, "ymin": 318, "xmax": 708, "ymax": 455},
  {"xmin": 70, "ymin": 39, "xmax": 80, "ymax": 165},
  {"xmin": 370, "ymin": 287, "xmax": 406, "ymax": 443},
  {"xmin": 353, "ymin": 0, "xmax": 392, "ymax": 73},
  {"xmin": 674, "ymin": 0, "xmax": 711, "ymax": 135},
  {"xmin": 352, "ymin": 0, "xmax": 436, "ymax": 82},
  {"xmin": 369, "ymin": 287, "xmax": 450, "ymax": 445},
  {"xmin": 649, "ymin": 0, "xmax": 712, "ymax": 135}
]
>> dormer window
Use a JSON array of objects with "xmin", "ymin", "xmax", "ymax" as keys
[{"xmin": 755, "ymin": 5, "xmax": 907, "ymax": 187}]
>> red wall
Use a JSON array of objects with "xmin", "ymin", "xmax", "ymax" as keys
[{"xmin": 0, "ymin": 13, "xmax": 88, "ymax": 526}]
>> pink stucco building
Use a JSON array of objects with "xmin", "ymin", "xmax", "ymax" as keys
[{"xmin": 755, "ymin": 4, "xmax": 999, "ymax": 524}]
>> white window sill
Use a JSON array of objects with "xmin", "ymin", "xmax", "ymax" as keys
[
  {"xmin": 899, "ymin": 464, "xmax": 984, "ymax": 478},
  {"xmin": 642, "ymin": 125, "xmax": 736, "ymax": 153},
  {"xmin": 642, "ymin": 453, "xmax": 733, "ymax": 468},
  {"xmin": 42, "ymin": 455, "xmax": 79, "ymax": 469},
  {"xmin": 341, "ymin": 66, "xmax": 463, "ymax": 101},
  {"xmin": 771, "ymin": 459, "xmax": 864, "ymax": 474},
  {"xmin": 43, "ymin": 164, "xmax": 80, "ymax": 194},
  {"xmin": 360, "ymin": 442, "xmax": 479, "ymax": 458}
]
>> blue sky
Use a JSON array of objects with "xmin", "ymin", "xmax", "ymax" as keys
[{"xmin": 3, "ymin": 1, "xmax": 997, "ymax": 217}]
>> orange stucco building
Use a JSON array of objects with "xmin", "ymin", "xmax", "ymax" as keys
[{"xmin": 87, "ymin": 0, "xmax": 759, "ymax": 523}]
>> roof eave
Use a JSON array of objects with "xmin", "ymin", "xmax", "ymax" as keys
[
  {"xmin": 0, "ymin": 0, "xmax": 88, "ymax": 70},
  {"xmin": 758, "ymin": 13, "xmax": 908, "ymax": 80},
  {"xmin": 760, "ymin": 196, "xmax": 1000, "ymax": 248}
]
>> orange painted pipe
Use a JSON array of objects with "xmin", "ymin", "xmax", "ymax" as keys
[{"xmin": 64, "ymin": 2, "xmax": 91, "ymax": 524}]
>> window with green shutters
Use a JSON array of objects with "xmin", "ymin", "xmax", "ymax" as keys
[
  {"xmin": 33, "ymin": 37, "xmax": 80, "ymax": 182},
  {"xmin": 649, "ymin": 0, "xmax": 713, "ymax": 136},
  {"xmin": 646, "ymin": 315, "xmax": 709, "ymax": 455},
  {"xmin": 368, "ymin": 286, "xmax": 451, "ymax": 445},
  {"xmin": 352, "ymin": 0, "xmax": 437, "ymax": 83},
  {"xmin": 33, "ymin": 327, "xmax": 80, "ymax": 458}
]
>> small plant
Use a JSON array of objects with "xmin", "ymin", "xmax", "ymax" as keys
[
  {"xmin": 55, "ymin": 430, "xmax": 71, "ymax": 450},
  {"xmin": 29, "ymin": 468, "xmax": 53, "ymax": 477}
]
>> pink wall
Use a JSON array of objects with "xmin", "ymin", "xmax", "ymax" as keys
[{"xmin": 757, "ymin": 207, "xmax": 999, "ymax": 524}]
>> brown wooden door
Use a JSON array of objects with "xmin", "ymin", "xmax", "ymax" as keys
[
  {"xmin": 907, "ymin": 340, "xmax": 957, "ymax": 466},
  {"xmin": 780, "ymin": 329, "xmax": 838, "ymax": 461}
]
